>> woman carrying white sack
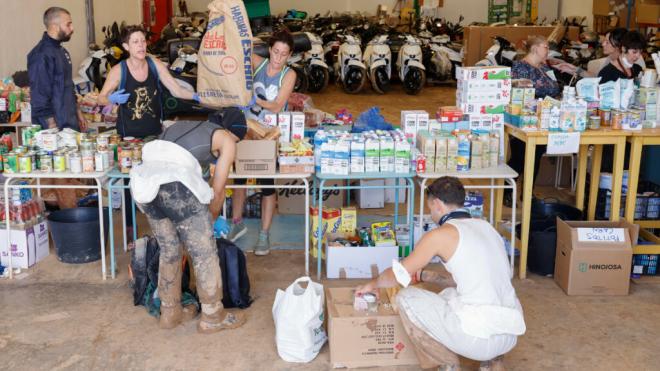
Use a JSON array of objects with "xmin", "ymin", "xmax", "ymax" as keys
[{"xmin": 356, "ymin": 177, "xmax": 526, "ymax": 370}]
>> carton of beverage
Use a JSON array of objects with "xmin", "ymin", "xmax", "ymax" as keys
[
  {"xmin": 435, "ymin": 137, "xmax": 447, "ymax": 172},
  {"xmin": 489, "ymin": 135, "xmax": 500, "ymax": 165},
  {"xmin": 350, "ymin": 140, "xmax": 365, "ymax": 173},
  {"xmin": 365, "ymin": 137, "xmax": 380, "ymax": 172},
  {"xmin": 429, "ymin": 119, "xmax": 442, "ymax": 132},
  {"xmin": 446, "ymin": 137, "xmax": 458, "ymax": 171},
  {"xmin": 263, "ymin": 112, "xmax": 277, "ymax": 127},
  {"xmin": 380, "ymin": 137, "xmax": 395, "ymax": 172},
  {"xmin": 277, "ymin": 112, "xmax": 291, "ymax": 142},
  {"xmin": 456, "ymin": 134, "xmax": 471, "ymax": 171},
  {"xmin": 395, "ymin": 139, "xmax": 411, "ymax": 173},
  {"xmin": 400, "ymin": 111, "xmax": 418, "ymax": 144},
  {"xmin": 320, "ymin": 140, "xmax": 335, "ymax": 174},
  {"xmin": 511, "ymin": 88, "xmax": 524, "ymax": 106},
  {"xmin": 290, "ymin": 112, "xmax": 305, "ymax": 140},
  {"xmin": 334, "ymin": 140, "xmax": 350, "ymax": 175},
  {"xmin": 416, "ymin": 111, "xmax": 430, "ymax": 132}
]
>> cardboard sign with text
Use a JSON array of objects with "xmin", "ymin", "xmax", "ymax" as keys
[
  {"xmin": 276, "ymin": 179, "xmax": 345, "ymax": 214},
  {"xmin": 326, "ymin": 287, "xmax": 419, "ymax": 368}
]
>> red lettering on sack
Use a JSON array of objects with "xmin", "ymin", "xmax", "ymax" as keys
[{"xmin": 203, "ymin": 33, "xmax": 226, "ymax": 50}]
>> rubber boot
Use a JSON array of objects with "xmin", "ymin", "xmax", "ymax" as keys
[
  {"xmin": 197, "ymin": 303, "xmax": 246, "ymax": 334},
  {"xmin": 158, "ymin": 261, "xmax": 183, "ymax": 329}
]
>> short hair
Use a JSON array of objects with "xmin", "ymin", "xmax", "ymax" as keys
[
  {"xmin": 622, "ymin": 30, "xmax": 646, "ymax": 51},
  {"xmin": 43, "ymin": 7, "xmax": 70, "ymax": 28},
  {"xmin": 268, "ymin": 30, "xmax": 294, "ymax": 52},
  {"xmin": 427, "ymin": 177, "xmax": 466, "ymax": 207},
  {"xmin": 121, "ymin": 25, "xmax": 147, "ymax": 44},
  {"xmin": 524, "ymin": 35, "xmax": 547, "ymax": 54},
  {"xmin": 607, "ymin": 28, "xmax": 627, "ymax": 50}
]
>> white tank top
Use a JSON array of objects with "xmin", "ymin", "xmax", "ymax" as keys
[{"xmin": 444, "ymin": 219, "xmax": 518, "ymax": 308}]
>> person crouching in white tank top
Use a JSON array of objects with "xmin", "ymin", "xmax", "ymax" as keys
[{"xmin": 356, "ymin": 177, "xmax": 526, "ymax": 370}]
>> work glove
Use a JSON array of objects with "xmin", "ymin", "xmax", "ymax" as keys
[
  {"xmin": 213, "ymin": 216, "xmax": 230, "ymax": 238},
  {"xmin": 109, "ymin": 89, "xmax": 130, "ymax": 105},
  {"xmin": 192, "ymin": 92, "xmax": 201, "ymax": 103}
]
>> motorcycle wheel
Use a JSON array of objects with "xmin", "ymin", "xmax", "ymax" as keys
[
  {"xmin": 293, "ymin": 66, "xmax": 308, "ymax": 93},
  {"xmin": 371, "ymin": 66, "xmax": 390, "ymax": 94},
  {"xmin": 403, "ymin": 67, "xmax": 426, "ymax": 95},
  {"xmin": 343, "ymin": 67, "xmax": 366, "ymax": 94},
  {"xmin": 307, "ymin": 65, "xmax": 329, "ymax": 93}
]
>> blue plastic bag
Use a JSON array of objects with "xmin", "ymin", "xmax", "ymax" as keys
[{"xmin": 352, "ymin": 107, "xmax": 393, "ymax": 133}]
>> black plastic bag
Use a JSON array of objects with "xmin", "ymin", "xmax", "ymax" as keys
[{"xmin": 216, "ymin": 238, "xmax": 253, "ymax": 309}]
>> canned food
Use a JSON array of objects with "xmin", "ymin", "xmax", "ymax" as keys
[
  {"xmin": 589, "ymin": 115, "xmax": 601, "ymax": 130},
  {"xmin": 70, "ymin": 152, "xmax": 82, "ymax": 173},
  {"xmin": 600, "ymin": 109, "xmax": 611, "ymax": 126},
  {"xmin": 132, "ymin": 145, "xmax": 142, "ymax": 165},
  {"xmin": 82, "ymin": 151, "xmax": 95, "ymax": 173},
  {"xmin": 80, "ymin": 139, "xmax": 95, "ymax": 152},
  {"xmin": 53, "ymin": 152, "xmax": 66, "ymax": 172},
  {"xmin": 611, "ymin": 110, "xmax": 624, "ymax": 130},
  {"xmin": 628, "ymin": 110, "xmax": 642, "ymax": 129},
  {"xmin": 28, "ymin": 151, "xmax": 37, "ymax": 171},
  {"xmin": 18, "ymin": 154, "xmax": 32, "ymax": 173},
  {"xmin": 119, "ymin": 146, "xmax": 133, "ymax": 174},
  {"xmin": 40, "ymin": 153, "xmax": 53, "ymax": 172},
  {"xmin": 109, "ymin": 134, "xmax": 121, "ymax": 145},
  {"xmin": 3, "ymin": 152, "xmax": 17, "ymax": 173},
  {"xmin": 97, "ymin": 135, "xmax": 109, "ymax": 151}
]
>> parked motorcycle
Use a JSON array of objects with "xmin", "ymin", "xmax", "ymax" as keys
[
  {"xmin": 303, "ymin": 32, "xmax": 330, "ymax": 93},
  {"xmin": 363, "ymin": 34, "xmax": 392, "ymax": 93},
  {"xmin": 476, "ymin": 36, "xmax": 518, "ymax": 67},
  {"xmin": 397, "ymin": 35, "xmax": 426, "ymax": 95},
  {"xmin": 336, "ymin": 34, "xmax": 367, "ymax": 94},
  {"xmin": 425, "ymin": 34, "xmax": 463, "ymax": 82}
]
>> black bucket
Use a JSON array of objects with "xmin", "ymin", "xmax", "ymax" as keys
[{"xmin": 48, "ymin": 207, "xmax": 109, "ymax": 264}]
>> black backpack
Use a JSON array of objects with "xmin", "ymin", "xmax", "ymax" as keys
[{"xmin": 216, "ymin": 238, "xmax": 253, "ymax": 309}]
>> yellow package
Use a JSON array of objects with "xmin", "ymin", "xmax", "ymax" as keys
[
  {"xmin": 340, "ymin": 207, "xmax": 357, "ymax": 234},
  {"xmin": 371, "ymin": 221, "xmax": 397, "ymax": 247},
  {"xmin": 310, "ymin": 207, "xmax": 342, "ymax": 258}
]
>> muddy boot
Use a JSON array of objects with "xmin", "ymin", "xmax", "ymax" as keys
[
  {"xmin": 182, "ymin": 303, "xmax": 199, "ymax": 322},
  {"xmin": 158, "ymin": 262, "xmax": 183, "ymax": 329},
  {"xmin": 197, "ymin": 303, "xmax": 246, "ymax": 334}
]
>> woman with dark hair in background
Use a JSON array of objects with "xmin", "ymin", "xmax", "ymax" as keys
[{"xmin": 598, "ymin": 30, "xmax": 646, "ymax": 83}]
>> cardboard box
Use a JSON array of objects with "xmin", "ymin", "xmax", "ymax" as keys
[
  {"xmin": 460, "ymin": 103, "xmax": 506, "ymax": 115},
  {"xmin": 326, "ymin": 287, "xmax": 419, "ymax": 368},
  {"xmin": 0, "ymin": 221, "xmax": 50, "ymax": 269},
  {"xmin": 278, "ymin": 155, "xmax": 314, "ymax": 173},
  {"xmin": 357, "ymin": 179, "xmax": 385, "ymax": 209},
  {"xmin": 384, "ymin": 178, "xmax": 406, "ymax": 204},
  {"xmin": 325, "ymin": 232, "xmax": 399, "ymax": 279},
  {"xmin": 554, "ymin": 219, "xmax": 639, "ymax": 296},
  {"xmin": 637, "ymin": 1, "xmax": 660, "ymax": 24},
  {"xmin": 235, "ymin": 140, "xmax": 276, "ymax": 175},
  {"xmin": 455, "ymin": 66, "xmax": 511, "ymax": 81},
  {"xmin": 276, "ymin": 179, "xmax": 345, "ymax": 214}
]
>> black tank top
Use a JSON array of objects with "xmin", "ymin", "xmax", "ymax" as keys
[{"xmin": 118, "ymin": 60, "xmax": 162, "ymax": 138}]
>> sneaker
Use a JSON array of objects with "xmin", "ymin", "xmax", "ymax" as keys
[
  {"xmin": 254, "ymin": 231, "xmax": 270, "ymax": 256},
  {"xmin": 227, "ymin": 222, "xmax": 248, "ymax": 242}
]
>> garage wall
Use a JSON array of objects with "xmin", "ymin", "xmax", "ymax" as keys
[
  {"xmin": 559, "ymin": 0, "xmax": 593, "ymax": 28},
  {"xmin": 93, "ymin": 0, "xmax": 142, "ymax": 46}
]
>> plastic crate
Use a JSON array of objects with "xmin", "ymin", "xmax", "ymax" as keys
[
  {"xmin": 244, "ymin": 0, "xmax": 270, "ymax": 19},
  {"xmin": 632, "ymin": 254, "xmax": 658, "ymax": 276}
]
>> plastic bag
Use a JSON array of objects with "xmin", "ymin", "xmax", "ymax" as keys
[
  {"xmin": 272, "ymin": 277, "xmax": 327, "ymax": 363},
  {"xmin": 352, "ymin": 106, "xmax": 393, "ymax": 133},
  {"xmin": 197, "ymin": 0, "xmax": 253, "ymax": 107}
]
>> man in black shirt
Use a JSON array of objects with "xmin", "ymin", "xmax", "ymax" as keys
[
  {"xmin": 598, "ymin": 31, "xmax": 646, "ymax": 84},
  {"xmin": 28, "ymin": 7, "xmax": 86, "ymax": 131}
]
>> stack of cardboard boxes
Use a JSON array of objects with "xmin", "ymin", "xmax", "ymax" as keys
[{"xmin": 455, "ymin": 66, "xmax": 511, "ymax": 133}]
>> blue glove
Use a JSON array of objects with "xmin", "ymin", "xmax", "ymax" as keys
[
  {"xmin": 109, "ymin": 89, "xmax": 130, "ymax": 105},
  {"xmin": 193, "ymin": 92, "xmax": 201, "ymax": 103},
  {"xmin": 213, "ymin": 216, "xmax": 230, "ymax": 238}
]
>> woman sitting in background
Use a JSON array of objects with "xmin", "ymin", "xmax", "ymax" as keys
[{"xmin": 598, "ymin": 30, "xmax": 646, "ymax": 84}]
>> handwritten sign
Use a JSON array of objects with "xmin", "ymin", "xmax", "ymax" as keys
[
  {"xmin": 547, "ymin": 132, "xmax": 580, "ymax": 155},
  {"xmin": 577, "ymin": 228, "xmax": 626, "ymax": 243}
]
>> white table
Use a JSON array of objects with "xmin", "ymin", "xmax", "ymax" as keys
[
  {"xmin": 416, "ymin": 164, "xmax": 519, "ymax": 275},
  {"xmin": 3, "ymin": 169, "xmax": 112, "ymax": 279},
  {"xmin": 226, "ymin": 173, "xmax": 313, "ymax": 275}
]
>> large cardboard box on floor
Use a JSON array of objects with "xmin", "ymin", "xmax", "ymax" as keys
[
  {"xmin": 0, "ymin": 221, "xmax": 49, "ymax": 269},
  {"xmin": 326, "ymin": 287, "xmax": 419, "ymax": 368},
  {"xmin": 276, "ymin": 179, "xmax": 345, "ymax": 214},
  {"xmin": 234, "ymin": 140, "xmax": 276, "ymax": 175},
  {"xmin": 554, "ymin": 218, "xmax": 639, "ymax": 296}
]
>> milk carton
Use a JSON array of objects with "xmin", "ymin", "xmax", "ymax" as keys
[
  {"xmin": 435, "ymin": 137, "xmax": 448, "ymax": 172},
  {"xmin": 365, "ymin": 136, "xmax": 380, "ymax": 172},
  {"xmin": 380, "ymin": 136, "xmax": 395, "ymax": 172},
  {"xmin": 291, "ymin": 112, "xmax": 305, "ymax": 140},
  {"xmin": 446, "ymin": 137, "xmax": 458, "ymax": 171},
  {"xmin": 263, "ymin": 112, "xmax": 277, "ymax": 127},
  {"xmin": 334, "ymin": 140, "xmax": 350, "ymax": 175},
  {"xmin": 456, "ymin": 134, "xmax": 471, "ymax": 171},
  {"xmin": 416, "ymin": 111, "xmax": 430, "ymax": 132},
  {"xmin": 400, "ymin": 110, "xmax": 418, "ymax": 144},
  {"xmin": 277, "ymin": 112, "xmax": 291, "ymax": 142},
  {"xmin": 395, "ymin": 139, "xmax": 411, "ymax": 173},
  {"xmin": 320, "ymin": 140, "xmax": 335, "ymax": 174},
  {"xmin": 429, "ymin": 119, "xmax": 442, "ymax": 132},
  {"xmin": 350, "ymin": 139, "xmax": 365, "ymax": 173}
]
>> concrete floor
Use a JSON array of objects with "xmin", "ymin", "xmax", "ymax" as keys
[{"xmin": 1, "ymin": 83, "xmax": 659, "ymax": 370}]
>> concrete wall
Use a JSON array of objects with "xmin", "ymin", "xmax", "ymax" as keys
[{"xmin": 93, "ymin": 0, "xmax": 142, "ymax": 46}]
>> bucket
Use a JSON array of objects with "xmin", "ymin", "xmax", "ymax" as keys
[{"xmin": 48, "ymin": 207, "xmax": 109, "ymax": 264}]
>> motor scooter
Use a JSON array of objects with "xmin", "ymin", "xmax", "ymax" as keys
[
  {"xmin": 397, "ymin": 35, "xmax": 426, "ymax": 95},
  {"xmin": 363, "ymin": 35, "xmax": 392, "ymax": 93}
]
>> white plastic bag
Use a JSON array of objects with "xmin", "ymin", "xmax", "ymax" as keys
[{"xmin": 272, "ymin": 276, "xmax": 327, "ymax": 363}]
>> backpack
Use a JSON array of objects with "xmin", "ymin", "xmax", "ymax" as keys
[{"xmin": 216, "ymin": 238, "xmax": 253, "ymax": 309}]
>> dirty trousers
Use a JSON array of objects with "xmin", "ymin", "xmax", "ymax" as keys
[
  {"xmin": 398, "ymin": 306, "xmax": 460, "ymax": 369},
  {"xmin": 138, "ymin": 182, "xmax": 222, "ymax": 312}
]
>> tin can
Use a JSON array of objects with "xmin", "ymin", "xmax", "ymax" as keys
[
  {"xmin": 628, "ymin": 110, "xmax": 642, "ymax": 129},
  {"xmin": 82, "ymin": 151, "xmax": 95, "ymax": 172},
  {"xmin": 588, "ymin": 115, "xmax": 601, "ymax": 130},
  {"xmin": 40, "ymin": 152, "xmax": 53, "ymax": 172},
  {"xmin": 119, "ymin": 146, "xmax": 133, "ymax": 174},
  {"xmin": 95, "ymin": 151, "xmax": 104, "ymax": 171},
  {"xmin": 109, "ymin": 134, "xmax": 121, "ymax": 145},
  {"xmin": 70, "ymin": 152, "xmax": 82, "ymax": 173},
  {"xmin": 29, "ymin": 151, "xmax": 37, "ymax": 171},
  {"xmin": 600, "ymin": 109, "xmax": 611, "ymax": 126},
  {"xmin": 611, "ymin": 110, "xmax": 624, "ymax": 130},
  {"xmin": 18, "ymin": 154, "xmax": 32, "ymax": 173},
  {"xmin": 131, "ymin": 144, "xmax": 142, "ymax": 166},
  {"xmin": 96, "ymin": 135, "xmax": 109, "ymax": 151},
  {"xmin": 53, "ymin": 152, "xmax": 66, "ymax": 172},
  {"xmin": 80, "ymin": 139, "xmax": 95, "ymax": 152},
  {"xmin": 3, "ymin": 152, "xmax": 18, "ymax": 173}
]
